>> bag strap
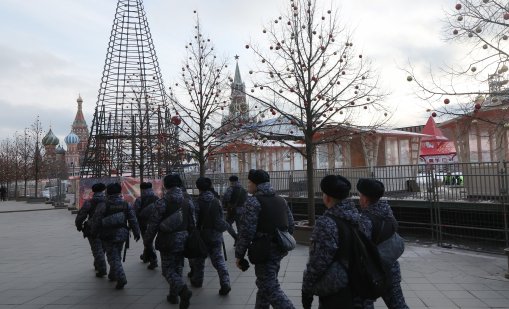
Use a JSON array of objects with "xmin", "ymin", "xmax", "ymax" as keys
[{"xmin": 325, "ymin": 214, "xmax": 354, "ymax": 265}]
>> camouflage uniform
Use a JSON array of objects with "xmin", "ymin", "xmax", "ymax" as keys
[
  {"xmin": 144, "ymin": 186, "xmax": 193, "ymax": 303},
  {"xmin": 222, "ymin": 182, "xmax": 247, "ymax": 240},
  {"xmin": 75, "ymin": 192, "xmax": 107, "ymax": 275},
  {"xmin": 360, "ymin": 200, "xmax": 408, "ymax": 309},
  {"xmin": 235, "ymin": 182, "xmax": 295, "ymax": 309},
  {"xmin": 90, "ymin": 193, "xmax": 141, "ymax": 288},
  {"xmin": 133, "ymin": 188, "xmax": 159, "ymax": 266},
  {"xmin": 302, "ymin": 200, "xmax": 369, "ymax": 309},
  {"xmin": 190, "ymin": 190, "xmax": 230, "ymax": 290}
]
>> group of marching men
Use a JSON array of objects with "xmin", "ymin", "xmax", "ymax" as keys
[{"xmin": 75, "ymin": 169, "xmax": 409, "ymax": 309}]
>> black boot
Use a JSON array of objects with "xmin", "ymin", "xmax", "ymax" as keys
[
  {"xmin": 147, "ymin": 261, "xmax": 158, "ymax": 270},
  {"xmin": 167, "ymin": 294, "xmax": 179, "ymax": 304},
  {"xmin": 219, "ymin": 284, "xmax": 231, "ymax": 296},
  {"xmin": 179, "ymin": 286, "xmax": 192, "ymax": 309},
  {"xmin": 95, "ymin": 271, "xmax": 106, "ymax": 278},
  {"xmin": 115, "ymin": 278, "xmax": 127, "ymax": 289}
]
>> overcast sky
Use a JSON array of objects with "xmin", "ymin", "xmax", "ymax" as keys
[{"xmin": 0, "ymin": 0, "xmax": 458, "ymax": 145}]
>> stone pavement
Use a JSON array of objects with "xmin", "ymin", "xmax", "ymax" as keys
[
  {"xmin": 0, "ymin": 205, "xmax": 508, "ymax": 309},
  {"xmin": 0, "ymin": 200, "xmax": 55, "ymax": 213}
]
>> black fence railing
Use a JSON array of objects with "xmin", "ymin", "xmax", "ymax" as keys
[{"xmin": 184, "ymin": 162, "xmax": 509, "ymax": 254}]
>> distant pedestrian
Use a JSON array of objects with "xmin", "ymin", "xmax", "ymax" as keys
[
  {"xmin": 144, "ymin": 174, "xmax": 193, "ymax": 308},
  {"xmin": 357, "ymin": 178, "xmax": 408, "ymax": 309},
  {"xmin": 0, "ymin": 186, "xmax": 6, "ymax": 201},
  {"xmin": 222, "ymin": 175, "xmax": 248, "ymax": 244},
  {"xmin": 236, "ymin": 169, "xmax": 295, "ymax": 309},
  {"xmin": 75, "ymin": 182, "xmax": 107, "ymax": 277},
  {"xmin": 189, "ymin": 177, "xmax": 231, "ymax": 296},
  {"xmin": 89, "ymin": 183, "xmax": 141, "ymax": 289},
  {"xmin": 133, "ymin": 181, "xmax": 159, "ymax": 269}
]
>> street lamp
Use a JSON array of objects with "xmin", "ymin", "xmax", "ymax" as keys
[{"xmin": 70, "ymin": 161, "xmax": 76, "ymax": 207}]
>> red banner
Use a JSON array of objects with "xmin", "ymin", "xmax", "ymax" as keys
[{"xmin": 78, "ymin": 177, "xmax": 163, "ymax": 209}]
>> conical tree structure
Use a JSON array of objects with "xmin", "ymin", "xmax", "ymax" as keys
[{"xmin": 81, "ymin": 0, "xmax": 178, "ymax": 180}]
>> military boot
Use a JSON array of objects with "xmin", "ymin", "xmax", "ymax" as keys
[
  {"xmin": 115, "ymin": 277, "xmax": 127, "ymax": 289},
  {"xmin": 147, "ymin": 260, "xmax": 158, "ymax": 270},
  {"xmin": 219, "ymin": 284, "xmax": 231, "ymax": 296},
  {"xmin": 166, "ymin": 294, "xmax": 179, "ymax": 304},
  {"xmin": 178, "ymin": 286, "xmax": 192, "ymax": 309}
]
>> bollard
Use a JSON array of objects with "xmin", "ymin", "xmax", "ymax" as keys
[{"xmin": 505, "ymin": 248, "xmax": 509, "ymax": 279}]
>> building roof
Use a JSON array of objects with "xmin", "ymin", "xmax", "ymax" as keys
[
  {"xmin": 64, "ymin": 131, "xmax": 80, "ymax": 145},
  {"xmin": 42, "ymin": 128, "xmax": 59, "ymax": 146},
  {"xmin": 73, "ymin": 95, "xmax": 87, "ymax": 128},
  {"xmin": 421, "ymin": 116, "xmax": 449, "ymax": 142},
  {"xmin": 420, "ymin": 116, "xmax": 456, "ymax": 157}
]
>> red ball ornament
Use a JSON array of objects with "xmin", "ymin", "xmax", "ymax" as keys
[
  {"xmin": 432, "ymin": 112, "xmax": 437, "ymax": 117},
  {"xmin": 455, "ymin": 3, "xmax": 462, "ymax": 10},
  {"xmin": 171, "ymin": 116, "xmax": 182, "ymax": 126},
  {"xmin": 453, "ymin": 29, "xmax": 459, "ymax": 35},
  {"xmin": 475, "ymin": 103, "xmax": 481, "ymax": 110},
  {"xmin": 245, "ymin": 44, "xmax": 250, "ymax": 49},
  {"xmin": 444, "ymin": 98, "xmax": 450, "ymax": 104},
  {"xmin": 504, "ymin": 13, "xmax": 509, "ymax": 20}
]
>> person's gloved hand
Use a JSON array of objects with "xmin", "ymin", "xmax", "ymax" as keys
[
  {"xmin": 134, "ymin": 234, "xmax": 140, "ymax": 242},
  {"xmin": 77, "ymin": 226, "xmax": 82, "ymax": 232},
  {"xmin": 302, "ymin": 291, "xmax": 313, "ymax": 309}
]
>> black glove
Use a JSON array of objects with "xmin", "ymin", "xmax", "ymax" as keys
[
  {"xmin": 77, "ymin": 226, "xmax": 82, "ymax": 232},
  {"xmin": 134, "ymin": 234, "xmax": 140, "ymax": 242},
  {"xmin": 239, "ymin": 258, "xmax": 250, "ymax": 272},
  {"xmin": 302, "ymin": 291, "xmax": 313, "ymax": 309}
]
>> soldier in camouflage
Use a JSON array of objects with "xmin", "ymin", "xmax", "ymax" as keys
[
  {"xmin": 89, "ymin": 182, "xmax": 141, "ymax": 289},
  {"xmin": 133, "ymin": 181, "xmax": 159, "ymax": 269},
  {"xmin": 222, "ymin": 175, "xmax": 247, "ymax": 243},
  {"xmin": 302, "ymin": 175, "xmax": 369, "ymax": 309},
  {"xmin": 144, "ymin": 174, "xmax": 193, "ymax": 309},
  {"xmin": 356, "ymin": 178, "xmax": 408, "ymax": 309},
  {"xmin": 235, "ymin": 169, "xmax": 295, "ymax": 309},
  {"xmin": 75, "ymin": 182, "xmax": 107, "ymax": 277},
  {"xmin": 190, "ymin": 177, "xmax": 231, "ymax": 295}
]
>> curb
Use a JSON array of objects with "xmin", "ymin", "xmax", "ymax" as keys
[{"xmin": 0, "ymin": 208, "xmax": 58, "ymax": 214}]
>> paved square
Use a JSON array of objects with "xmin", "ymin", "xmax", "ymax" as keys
[{"xmin": 0, "ymin": 201, "xmax": 508, "ymax": 308}]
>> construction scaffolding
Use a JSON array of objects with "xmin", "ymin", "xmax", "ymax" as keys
[{"xmin": 81, "ymin": 0, "xmax": 179, "ymax": 181}]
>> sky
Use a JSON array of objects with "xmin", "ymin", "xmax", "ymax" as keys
[{"xmin": 0, "ymin": 0, "xmax": 460, "ymax": 145}]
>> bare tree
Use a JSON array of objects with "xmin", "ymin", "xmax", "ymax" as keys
[
  {"xmin": 169, "ymin": 13, "xmax": 252, "ymax": 177},
  {"xmin": 405, "ymin": 0, "xmax": 509, "ymax": 162},
  {"xmin": 245, "ymin": 0, "xmax": 386, "ymax": 226},
  {"xmin": 29, "ymin": 116, "xmax": 43, "ymax": 198}
]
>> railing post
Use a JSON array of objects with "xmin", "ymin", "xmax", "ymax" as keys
[{"xmin": 505, "ymin": 248, "xmax": 509, "ymax": 279}]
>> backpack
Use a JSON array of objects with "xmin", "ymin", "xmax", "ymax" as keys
[
  {"xmin": 229, "ymin": 186, "xmax": 247, "ymax": 209},
  {"xmin": 326, "ymin": 214, "xmax": 388, "ymax": 300}
]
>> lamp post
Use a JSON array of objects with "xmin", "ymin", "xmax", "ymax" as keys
[{"xmin": 70, "ymin": 161, "xmax": 76, "ymax": 207}]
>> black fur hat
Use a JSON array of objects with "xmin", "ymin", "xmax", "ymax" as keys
[
  {"xmin": 196, "ymin": 177, "xmax": 212, "ymax": 191},
  {"xmin": 140, "ymin": 182, "xmax": 152, "ymax": 190},
  {"xmin": 91, "ymin": 183, "xmax": 106, "ymax": 193},
  {"xmin": 106, "ymin": 182, "xmax": 122, "ymax": 195},
  {"xmin": 248, "ymin": 169, "xmax": 270, "ymax": 185},
  {"xmin": 229, "ymin": 175, "xmax": 239, "ymax": 182},
  {"xmin": 356, "ymin": 178, "xmax": 385, "ymax": 200},
  {"xmin": 320, "ymin": 175, "xmax": 351, "ymax": 200},
  {"xmin": 164, "ymin": 174, "xmax": 182, "ymax": 189}
]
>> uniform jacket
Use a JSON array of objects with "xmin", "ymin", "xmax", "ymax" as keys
[
  {"xmin": 222, "ymin": 182, "xmax": 247, "ymax": 209},
  {"xmin": 89, "ymin": 193, "xmax": 141, "ymax": 243},
  {"xmin": 302, "ymin": 199, "xmax": 369, "ymax": 294},
  {"xmin": 144, "ymin": 187, "xmax": 194, "ymax": 253},
  {"xmin": 75, "ymin": 192, "xmax": 105, "ymax": 229},
  {"xmin": 235, "ymin": 182, "xmax": 294, "ymax": 260},
  {"xmin": 195, "ymin": 190, "xmax": 229, "ymax": 244}
]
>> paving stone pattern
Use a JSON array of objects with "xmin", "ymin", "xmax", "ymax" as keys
[{"xmin": 0, "ymin": 201, "xmax": 508, "ymax": 308}]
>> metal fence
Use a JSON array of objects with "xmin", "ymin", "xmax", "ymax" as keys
[{"xmin": 184, "ymin": 162, "xmax": 509, "ymax": 253}]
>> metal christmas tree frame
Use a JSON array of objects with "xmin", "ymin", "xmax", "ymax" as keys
[{"xmin": 81, "ymin": 0, "xmax": 179, "ymax": 180}]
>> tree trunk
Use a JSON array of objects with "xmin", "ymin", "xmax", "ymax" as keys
[
  {"xmin": 199, "ymin": 157, "xmax": 206, "ymax": 177},
  {"xmin": 306, "ymin": 144, "xmax": 316, "ymax": 227}
]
